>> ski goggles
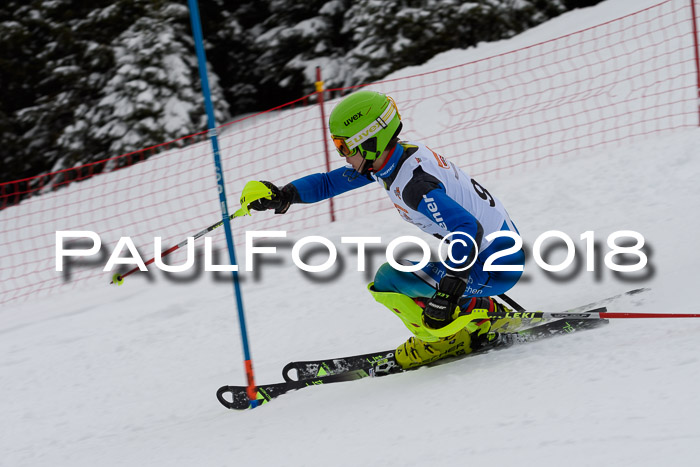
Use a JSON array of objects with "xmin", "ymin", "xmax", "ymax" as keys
[
  {"xmin": 332, "ymin": 135, "xmax": 356, "ymax": 157},
  {"xmin": 331, "ymin": 96, "xmax": 400, "ymax": 158}
]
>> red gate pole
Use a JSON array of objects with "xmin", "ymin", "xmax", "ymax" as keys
[
  {"xmin": 316, "ymin": 66, "xmax": 336, "ymax": 222},
  {"xmin": 691, "ymin": 0, "xmax": 700, "ymax": 125}
]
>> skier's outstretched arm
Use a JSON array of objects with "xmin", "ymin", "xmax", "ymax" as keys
[{"xmin": 249, "ymin": 166, "xmax": 373, "ymax": 214}]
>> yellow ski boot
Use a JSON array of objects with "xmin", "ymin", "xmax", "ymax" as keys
[
  {"xmin": 368, "ymin": 283, "xmax": 539, "ymax": 370},
  {"xmin": 395, "ymin": 328, "xmax": 474, "ymax": 369}
]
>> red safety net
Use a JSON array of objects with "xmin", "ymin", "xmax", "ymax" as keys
[{"xmin": 1, "ymin": 0, "xmax": 698, "ymax": 304}]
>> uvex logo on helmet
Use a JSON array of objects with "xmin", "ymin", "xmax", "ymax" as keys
[{"xmin": 344, "ymin": 112, "xmax": 363, "ymax": 126}]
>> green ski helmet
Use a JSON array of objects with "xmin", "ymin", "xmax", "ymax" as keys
[{"xmin": 329, "ymin": 90, "xmax": 402, "ymax": 175}]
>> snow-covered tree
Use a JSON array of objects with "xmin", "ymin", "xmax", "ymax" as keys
[
  {"xmin": 0, "ymin": 0, "xmax": 104, "ymax": 183},
  {"xmin": 198, "ymin": 0, "xmax": 268, "ymax": 112},
  {"xmin": 245, "ymin": 0, "xmax": 351, "ymax": 107},
  {"xmin": 1, "ymin": 0, "xmax": 229, "ymax": 182},
  {"xmin": 339, "ymin": 0, "xmax": 566, "ymax": 86},
  {"xmin": 55, "ymin": 1, "xmax": 229, "ymax": 172},
  {"xmin": 0, "ymin": 0, "xmax": 604, "ymax": 186}
]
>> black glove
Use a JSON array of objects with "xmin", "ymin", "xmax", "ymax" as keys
[
  {"xmin": 423, "ymin": 275, "xmax": 467, "ymax": 329},
  {"xmin": 248, "ymin": 181, "xmax": 296, "ymax": 214}
]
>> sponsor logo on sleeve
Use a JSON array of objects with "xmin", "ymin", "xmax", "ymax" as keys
[{"xmin": 422, "ymin": 195, "xmax": 448, "ymax": 229}]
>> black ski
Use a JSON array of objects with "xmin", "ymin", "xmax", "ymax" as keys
[
  {"xmin": 279, "ymin": 288, "xmax": 649, "ymax": 382},
  {"xmin": 216, "ymin": 369, "xmax": 371, "ymax": 410},
  {"xmin": 282, "ymin": 349, "xmax": 394, "ymax": 382},
  {"xmin": 281, "ymin": 315, "xmax": 609, "ymax": 382},
  {"xmin": 216, "ymin": 316, "xmax": 608, "ymax": 410}
]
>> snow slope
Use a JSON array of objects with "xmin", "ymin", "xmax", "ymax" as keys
[{"xmin": 1, "ymin": 1, "xmax": 699, "ymax": 466}]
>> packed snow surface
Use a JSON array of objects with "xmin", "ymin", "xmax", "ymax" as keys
[{"xmin": 1, "ymin": 1, "xmax": 698, "ymax": 465}]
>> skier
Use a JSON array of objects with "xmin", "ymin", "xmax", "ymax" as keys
[{"xmin": 247, "ymin": 90, "xmax": 527, "ymax": 369}]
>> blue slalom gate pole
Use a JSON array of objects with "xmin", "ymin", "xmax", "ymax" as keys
[{"xmin": 187, "ymin": 0, "xmax": 258, "ymax": 406}]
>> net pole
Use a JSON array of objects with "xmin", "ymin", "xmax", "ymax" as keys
[
  {"xmin": 315, "ymin": 66, "xmax": 336, "ymax": 222},
  {"xmin": 690, "ymin": 0, "xmax": 700, "ymax": 125}
]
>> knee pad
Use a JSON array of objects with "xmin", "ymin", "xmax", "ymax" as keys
[{"xmin": 367, "ymin": 283, "xmax": 440, "ymax": 342}]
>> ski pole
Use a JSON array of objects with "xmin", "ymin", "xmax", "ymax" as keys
[
  {"xmin": 110, "ymin": 181, "xmax": 272, "ymax": 285},
  {"xmin": 110, "ymin": 214, "xmax": 234, "ymax": 285},
  {"xmin": 497, "ymin": 293, "xmax": 525, "ymax": 312},
  {"xmin": 427, "ymin": 307, "xmax": 700, "ymax": 338}
]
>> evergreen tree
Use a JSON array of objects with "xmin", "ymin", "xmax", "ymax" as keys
[
  {"xmin": 339, "ymin": 0, "xmax": 568, "ymax": 86},
  {"xmin": 199, "ymin": 0, "xmax": 268, "ymax": 112},
  {"xmin": 0, "ymin": 0, "xmax": 110, "ymax": 183},
  {"xmin": 223, "ymin": 0, "xmax": 351, "ymax": 109},
  {"xmin": 0, "ymin": 0, "xmax": 228, "ymax": 183},
  {"xmin": 0, "ymin": 0, "xmax": 606, "ymax": 187},
  {"xmin": 56, "ymin": 1, "xmax": 229, "ymax": 172}
]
